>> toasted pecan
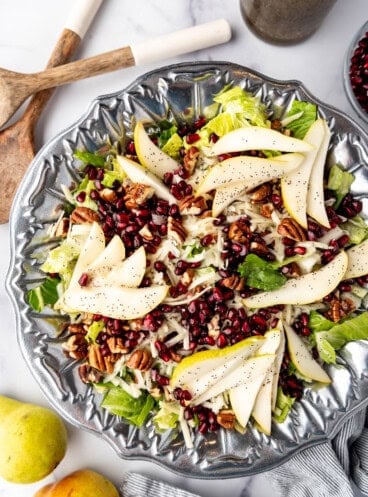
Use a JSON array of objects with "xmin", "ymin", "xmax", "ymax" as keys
[
  {"xmin": 277, "ymin": 217, "xmax": 307, "ymax": 241},
  {"xmin": 70, "ymin": 206, "xmax": 99, "ymax": 224}
]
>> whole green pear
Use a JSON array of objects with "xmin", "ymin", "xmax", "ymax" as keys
[{"xmin": 0, "ymin": 394, "xmax": 67, "ymax": 483}]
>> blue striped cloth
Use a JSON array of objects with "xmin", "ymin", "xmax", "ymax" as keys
[{"xmin": 123, "ymin": 406, "xmax": 368, "ymax": 496}]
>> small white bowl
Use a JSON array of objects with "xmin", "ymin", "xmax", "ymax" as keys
[{"xmin": 343, "ymin": 20, "xmax": 368, "ymax": 124}]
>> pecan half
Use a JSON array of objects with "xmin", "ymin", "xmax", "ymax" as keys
[
  {"xmin": 220, "ymin": 274, "xmax": 245, "ymax": 291},
  {"xmin": 325, "ymin": 297, "xmax": 356, "ymax": 322},
  {"xmin": 78, "ymin": 363, "xmax": 104, "ymax": 384},
  {"xmin": 179, "ymin": 194, "xmax": 208, "ymax": 215},
  {"xmin": 107, "ymin": 337, "xmax": 129, "ymax": 354},
  {"xmin": 249, "ymin": 183, "xmax": 272, "ymax": 204},
  {"xmin": 167, "ymin": 216, "xmax": 187, "ymax": 244},
  {"xmin": 259, "ymin": 203, "xmax": 274, "ymax": 218},
  {"xmin": 70, "ymin": 206, "xmax": 99, "ymax": 224},
  {"xmin": 124, "ymin": 183, "xmax": 154, "ymax": 210},
  {"xmin": 63, "ymin": 334, "xmax": 88, "ymax": 360},
  {"xmin": 183, "ymin": 146, "xmax": 199, "ymax": 176},
  {"xmin": 250, "ymin": 241, "xmax": 269, "ymax": 256},
  {"xmin": 277, "ymin": 217, "xmax": 307, "ymax": 241},
  {"xmin": 216, "ymin": 410, "xmax": 236, "ymax": 430},
  {"xmin": 88, "ymin": 344, "xmax": 115, "ymax": 374},
  {"xmin": 181, "ymin": 268, "xmax": 195, "ymax": 286},
  {"xmin": 126, "ymin": 349, "xmax": 153, "ymax": 371},
  {"xmin": 228, "ymin": 219, "xmax": 251, "ymax": 244},
  {"xmin": 67, "ymin": 323, "xmax": 87, "ymax": 335}
]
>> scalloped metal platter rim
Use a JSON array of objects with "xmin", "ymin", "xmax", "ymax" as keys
[{"xmin": 6, "ymin": 61, "xmax": 368, "ymax": 479}]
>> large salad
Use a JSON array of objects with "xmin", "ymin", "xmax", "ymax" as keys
[{"xmin": 28, "ymin": 85, "xmax": 368, "ymax": 448}]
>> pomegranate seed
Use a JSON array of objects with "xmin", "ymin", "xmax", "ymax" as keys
[
  {"xmin": 78, "ymin": 273, "xmax": 89, "ymax": 286},
  {"xmin": 186, "ymin": 133, "xmax": 200, "ymax": 144},
  {"xmin": 76, "ymin": 191, "xmax": 86, "ymax": 203},
  {"xmin": 217, "ymin": 333, "xmax": 228, "ymax": 348}
]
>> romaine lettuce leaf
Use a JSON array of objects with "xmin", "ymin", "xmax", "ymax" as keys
[
  {"xmin": 27, "ymin": 276, "xmax": 61, "ymax": 312},
  {"xmin": 214, "ymin": 86, "xmax": 268, "ymax": 128},
  {"xmin": 153, "ymin": 401, "xmax": 180, "ymax": 432},
  {"xmin": 272, "ymin": 387, "xmax": 295, "ymax": 423},
  {"xmin": 74, "ymin": 149, "xmax": 106, "ymax": 167},
  {"xmin": 101, "ymin": 387, "xmax": 155, "ymax": 427},
  {"xmin": 86, "ymin": 320, "xmax": 105, "ymax": 344},
  {"xmin": 341, "ymin": 216, "xmax": 368, "ymax": 245},
  {"xmin": 327, "ymin": 164, "xmax": 355, "ymax": 208},
  {"xmin": 312, "ymin": 311, "xmax": 368, "ymax": 364},
  {"xmin": 238, "ymin": 254, "xmax": 286, "ymax": 291},
  {"xmin": 161, "ymin": 132, "xmax": 183, "ymax": 159},
  {"xmin": 285, "ymin": 100, "xmax": 317, "ymax": 139}
]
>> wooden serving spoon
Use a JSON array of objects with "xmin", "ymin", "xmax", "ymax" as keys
[{"xmin": 0, "ymin": 0, "xmax": 104, "ymax": 224}]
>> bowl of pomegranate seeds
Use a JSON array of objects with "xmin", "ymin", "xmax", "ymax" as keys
[
  {"xmin": 7, "ymin": 62, "xmax": 368, "ymax": 478},
  {"xmin": 344, "ymin": 21, "xmax": 368, "ymax": 123}
]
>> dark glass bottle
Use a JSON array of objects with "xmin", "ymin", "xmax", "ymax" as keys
[{"xmin": 240, "ymin": 0, "xmax": 337, "ymax": 44}]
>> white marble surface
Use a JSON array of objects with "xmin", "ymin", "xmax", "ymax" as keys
[{"xmin": 0, "ymin": 0, "xmax": 367, "ymax": 495}]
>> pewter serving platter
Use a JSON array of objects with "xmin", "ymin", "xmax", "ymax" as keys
[{"xmin": 6, "ymin": 62, "xmax": 368, "ymax": 479}]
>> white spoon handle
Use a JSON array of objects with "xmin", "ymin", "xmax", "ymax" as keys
[{"xmin": 65, "ymin": 0, "xmax": 104, "ymax": 38}]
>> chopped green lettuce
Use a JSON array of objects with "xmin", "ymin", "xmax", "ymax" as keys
[
  {"xmin": 162, "ymin": 132, "xmax": 183, "ymax": 159},
  {"xmin": 285, "ymin": 100, "xmax": 317, "ymax": 139},
  {"xmin": 341, "ymin": 216, "xmax": 368, "ymax": 245},
  {"xmin": 238, "ymin": 254, "xmax": 286, "ymax": 291},
  {"xmin": 153, "ymin": 401, "xmax": 180, "ymax": 432},
  {"xmin": 27, "ymin": 276, "xmax": 61, "ymax": 312},
  {"xmin": 273, "ymin": 387, "xmax": 295, "ymax": 423},
  {"xmin": 101, "ymin": 170, "xmax": 123, "ymax": 188},
  {"xmin": 327, "ymin": 164, "xmax": 355, "ymax": 208},
  {"xmin": 86, "ymin": 320, "xmax": 105, "ymax": 344},
  {"xmin": 74, "ymin": 150, "xmax": 106, "ymax": 167},
  {"xmin": 101, "ymin": 387, "xmax": 155, "ymax": 427},
  {"xmin": 213, "ymin": 86, "xmax": 269, "ymax": 128},
  {"xmin": 72, "ymin": 177, "xmax": 98, "ymax": 210},
  {"xmin": 157, "ymin": 121, "xmax": 178, "ymax": 148},
  {"xmin": 311, "ymin": 311, "xmax": 368, "ymax": 364}
]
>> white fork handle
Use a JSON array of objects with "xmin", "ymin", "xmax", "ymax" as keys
[{"xmin": 65, "ymin": 0, "xmax": 104, "ymax": 38}]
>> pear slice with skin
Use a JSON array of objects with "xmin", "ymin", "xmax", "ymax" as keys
[
  {"xmin": 306, "ymin": 119, "xmax": 331, "ymax": 228},
  {"xmin": 68, "ymin": 222, "xmax": 105, "ymax": 289},
  {"xmin": 281, "ymin": 119, "xmax": 326, "ymax": 229},
  {"xmin": 87, "ymin": 235, "xmax": 126, "ymax": 274},
  {"xmin": 134, "ymin": 121, "xmax": 179, "ymax": 179},
  {"xmin": 212, "ymin": 182, "xmax": 248, "ymax": 217},
  {"xmin": 344, "ymin": 239, "xmax": 368, "ymax": 279},
  {"xmin": 243, "ymin": 250, "xmax": 348, "ymax": 308},
  {"xmin": 62, "ymin": 284, "xmax": 169, "ymax": 320},
  {"xmin": 116, "ymin": 155, "xmax": 177, "ymax": 205},
  {"xmin": 284, "ymin": 324, "xmax": 331, "ymax": 383},
  {"xmin": 229, "ymin": 372, "xmax": 268, "ymax": 429},
  {"xmin": 171, "ymin": 336, "xmax": 265, "ymax": 396},
  {"xmin": 251, "ymin": 328, "xmax": 284, "ymax": 434},
  {"xmin": 209, "ymin": 126, "xmax": 314, "ymax": 156},
  {"xmin": 105, "ymin": 246, "xmax": 146, "ymax": 287},
  {"xmin": 193, "ymin": 354, "xmax": 275, "ymax": 406},
  {"xmin": 196, "ymin": 153, "xmax": 303, "ymax": 195}
]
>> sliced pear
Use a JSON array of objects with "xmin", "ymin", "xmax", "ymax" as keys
[
  {"xmin": 193, "ymin": 355, "xmax": 275, "ymax": 406},
  {"xmin": 134, "ymin": 121, "xmax": 179, "ymax": 179},
  {"xmin": 68, "ymin": 222, "xmax": 105, "ymax": 289},
  {"xmin": 229, "ymin": 372, "xmax": 268, "ymax": 428},
  {"xmin": 62, "ymin": 284, "xmax": 169, "ymax": 320},
  {"xmin": 171, "ymin": 336, "xmax": 265, "ymax": 396},
  {"xmin": 251, "ymin": 327, "xmax": 285, "ymax": 434},
  {"xmin": 281, "ymin": 119, "xmax": 326, "ymax": 229},
  {"xmin": 344, "ymin": 239, "xmax": 368, "ymax": 279},
  {"xmin": 243, "ymin": 250, "xmax": 348, "ymax": 308},
  {"xmin": 306, "ymin": 119, "xmax": 331, "ymax": 228},
  {"xmin": 87, "ymin": 235, "xmax": 126, "ymax": 274},
  {"xmin": 212, "ymin": 182, "xmax": 247, "ymax": 217},
  {"xmin": 196, "ymin": 153, "xmax": 303, "ymax": 195},
  {"xmin": 116, "ymin": 155, "xmax": 177, "ymax": 205},
  {"xmin": 209, "ymin": 126, "xmax": 314, "ymax": 156},
  {"xmin": 284, "ymin": 324, "xmax": 331, "ymax": 383},
  {"xmin": 105, "ymin": 246, "xmax": 146, "ymax": 287}
]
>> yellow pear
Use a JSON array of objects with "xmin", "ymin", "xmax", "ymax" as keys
[
  {"xmin": 0, "ymin": 395, "xmax": 67, "ymax": 484},
  {"xmin": 33, "ymin": 469, "xmax": 119, "ymax": 497}
]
